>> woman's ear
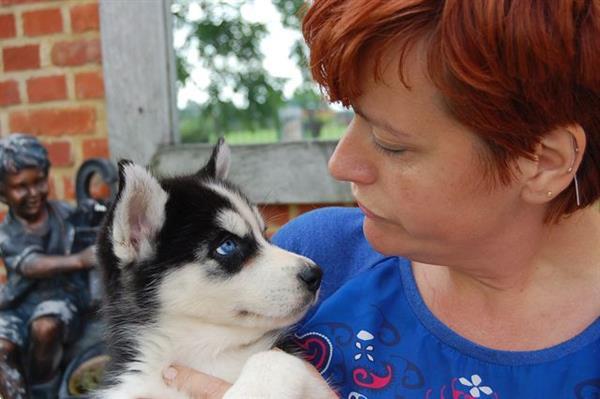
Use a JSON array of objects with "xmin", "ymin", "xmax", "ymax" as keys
[{"xmin": 520, "ymin": 124, "xmax": 585, "ymax": 205}]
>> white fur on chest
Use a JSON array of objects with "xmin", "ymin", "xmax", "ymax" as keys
[{"xmin": 97, "ymin": 316, "xmax": 277, "ymax": 399}]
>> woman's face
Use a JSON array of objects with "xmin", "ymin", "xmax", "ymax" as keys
[{"xmin": 328, "ymin": 47, "xmax": 532, "ymax": 262}]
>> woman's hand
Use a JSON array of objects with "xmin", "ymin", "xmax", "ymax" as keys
[{"xmin": 162, "ymin": 365, "xmax": 231, "ymax": 399}]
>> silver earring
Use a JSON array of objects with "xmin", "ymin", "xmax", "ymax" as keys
[
  {"xmin": 570, "ymin": 135, "xmax": 582, "ymax": 207},
  {"xmin": 574, "ymin": 173, "xmax": 581, "ymax": 207}
]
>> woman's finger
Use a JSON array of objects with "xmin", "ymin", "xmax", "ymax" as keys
[{"xmin": 163, "ymin": 365, "xmax": 231, "ymax": 399}]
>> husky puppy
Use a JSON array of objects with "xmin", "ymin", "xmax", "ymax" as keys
[{"xmin": 94, "ymin": 140, "xmax": 329, "ymax": 399}]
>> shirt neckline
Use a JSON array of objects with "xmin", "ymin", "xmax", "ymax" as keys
[{"xmin": 397, "ymin": 257, "xmax": 600, "ymax": 366}]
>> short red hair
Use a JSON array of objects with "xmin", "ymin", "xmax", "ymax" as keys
[{"xmin": 303, "ymin": 0, "xmax": 600, "ymax": 221}]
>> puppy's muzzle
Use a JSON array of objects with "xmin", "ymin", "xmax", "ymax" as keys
[{"xmin": 297, "ymin": 262, "xmax": 323, "ymax": 294}]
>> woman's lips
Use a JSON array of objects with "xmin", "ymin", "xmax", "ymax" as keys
[{"xmin": 356, "ymin": 201, "xmax": 383, "ymax": 220}]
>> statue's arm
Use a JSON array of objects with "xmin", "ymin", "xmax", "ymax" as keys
[{"xmin": 18, "ymin": 246, "xmax": 95, "ymax": 279}]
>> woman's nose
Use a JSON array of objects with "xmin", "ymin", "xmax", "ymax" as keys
[{"xmin": 328, "ymin": 119, "xmax": 377, "ymax": 185}]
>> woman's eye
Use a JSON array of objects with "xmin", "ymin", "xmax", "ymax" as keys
[
  {"xmin": 371, "ymin": 136, "xmax": 406, "ymax": 156},
  {"xmin": 367, "ymin": 126, "xmax": 408, "ymax": 156},
  {"xmin": 216, "ymin": 239, "xmax": 238, "ymax": 256}
]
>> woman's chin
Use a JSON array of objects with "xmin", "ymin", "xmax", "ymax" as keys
[
  {"xmin": 362, "ymin": 217, "xmax": 426, "ymax": 259},
  {"xmin": 362, "ymin": 218, "xmax": 399, "ymax": 255}
]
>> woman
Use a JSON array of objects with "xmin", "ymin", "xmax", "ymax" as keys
[{"xmin": 164, "ymin": 0, "xmax": 600, "ymax": 397}]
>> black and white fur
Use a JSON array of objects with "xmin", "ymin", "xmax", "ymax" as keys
[{"xmin": 94, "ymin": 140, "xmax": 331, "ymax": 398}]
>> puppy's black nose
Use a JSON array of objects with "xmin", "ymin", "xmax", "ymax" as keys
[{"xmin": 297, "ymin": 263, "xmax": 322, "ymax": 293}]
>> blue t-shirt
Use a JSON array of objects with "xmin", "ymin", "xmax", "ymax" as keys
[{"xmin": 273, "ymin": 207, "xmax": 600, "ymax": 399}]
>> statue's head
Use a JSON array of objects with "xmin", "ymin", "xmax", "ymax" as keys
[{"xmin": 0, "ymin": 133, "xmax": 51, "ymax": 221}]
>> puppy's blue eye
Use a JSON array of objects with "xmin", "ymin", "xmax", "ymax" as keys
[{"xmin": 216, "ymin": 239, "xmax": 237, "ymax": 256}]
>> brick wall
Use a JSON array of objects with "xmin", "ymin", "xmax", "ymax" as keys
[
  {"xmin": 0, "ymin": 0, "xmax": 107, "ymax": 208},
  {"xmin": 0, "ymin": 0, "xmax": 107, "ymax": 282},
  {"xmin": 259, "ymin": 203, "xmax": 354, "ymax": 238}
]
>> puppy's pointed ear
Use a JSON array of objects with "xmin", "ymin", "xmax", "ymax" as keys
[
  {"xmin": 111, "ymin": 161, "xmax": 168, "ymax": 266},
  {"xmin": 197, "ymin": 137, "xmax": 231, "ymax": 180}
]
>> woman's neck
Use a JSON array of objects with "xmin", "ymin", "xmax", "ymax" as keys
[{"xmin": 412, "ymin": 206, "xmax": 600, "ymax": 350}]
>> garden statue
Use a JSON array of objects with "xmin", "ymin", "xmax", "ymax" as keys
[{"xmin": 0, "ymin": 133, "xmax": 114, "ymax": 399}]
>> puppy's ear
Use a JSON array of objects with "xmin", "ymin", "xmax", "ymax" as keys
[
  {"xmin": 197, "ymin": 137, "xmax": 231, "ymax": 180},
  {"xmin": 111, "ymin": 161, "xmax": 168, "ymax": 266}
]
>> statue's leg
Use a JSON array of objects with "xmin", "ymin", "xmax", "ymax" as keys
[
  {"xmin": 0, "ymin": 338, "xmax": 28, "ymax": 399},
  {"xmin": 27, "ymin": 315, "xmax": 64, "ymax": 384}
]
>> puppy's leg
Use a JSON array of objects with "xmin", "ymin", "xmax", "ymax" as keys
[{"xmin": 224, "ymin": 350, "xmax": 336, "ymax": 399}]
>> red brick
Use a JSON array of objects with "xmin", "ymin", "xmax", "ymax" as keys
[
  {"xmin": 258, "ymin": 204, "xmax": 291, "ymax": 226},
  {"xmin": 47, "ymin": 175, "xmax": 56, "ymax": 199},
  {"xmin": 82, "ymin": 138, "xmax": 109, "ymax": 159},
  {"xmin": 75, "ymin": 71, "xmax": 104, "ymax": 99},
  {"xmin": 0, "ymin": 80, "xmax": 20, "ymax": 106},
  {"xmin": 297, "ymin": 203, "xmax": 328, "ymax": 215},
  {"xmin": 51, "ymin": 39, "xmax": 101, "ymax": 67},
  {"xmin": 3, "ymin": 45, "xmax": 40, "ymax": 71},
  {"xmin": 0, "ymin": 0, "xmax": 45, "ymax": 5},
  {"xmin": 27, "ymin": 75, "xmax": 67, "ymax": 103},
  {"xmin": 265, "ymin": 229, "xmax": 278, "ymax": 240},
  {"xmin": 0, "ymin": 14, "xmax": 16, "ymax": 39},
  {"xmin": 44, "ymin": 140, "xmax": 72, "ymax": 167},
  {"xmin": 9, "ymin": 107, "xmax": 96, "ymax": 136},
  {"xmin": 300, "ymin": 203, "xmax": 355, "ymax": 215},
  {"xmin": 63, "ymin": 176, "xmax": 75, "ymax": 200},
  {"xmin": 23, "ymin": 8, "xmax": 62, "ymax": 36},
  {"xmin": 70, "ymin": 3, "xmax": 99, "ymax": 33}
]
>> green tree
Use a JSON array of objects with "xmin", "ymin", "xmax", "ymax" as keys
[
  {"xmin": 173, "ymin": 0, "xmax": 286, "ymax": 141},
  {"xmin": 272, "ymin": 0, "xmax": 329, "ymax": 137},
  {"xmin": 174, "ymin": 0, "xmax": 333, "ymax": 142}
]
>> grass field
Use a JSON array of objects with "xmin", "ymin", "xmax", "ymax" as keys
[{"xmin": 181, "ymin": 121, "xmax": 347, "ymax": 144}]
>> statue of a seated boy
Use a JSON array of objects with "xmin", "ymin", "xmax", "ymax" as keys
[{"xmin": 0, "ymin": 134, "xmax": 96, "ymax": 399}]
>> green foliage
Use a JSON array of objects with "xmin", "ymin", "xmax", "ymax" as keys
[
  {"xmin": 271, "ymin": 0, "xmax": 309, "ymax": 71},
  {"xmin": 272, "ymin": 0, "xmax": 306, "ymax": 29},
  {"xmin": 174, "ymin": 0, "xmax": 338, "ymax": 143},
  {"xmin": 272, "ymin": 0, "xmax": 330, "ymax": 138},
  {"xmin": 173, "ymin": 0, "xmax": 286, "ymax": 139},
  {"xmin": 181, "ymin": 122, "xmax": 346, "ymax": 145},
  {"xmin": 272, "ymin": 0, "xmax": 325, "ymax": 108}
]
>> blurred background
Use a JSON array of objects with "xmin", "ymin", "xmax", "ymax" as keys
[
  {"xmin": 0, "ymin": 0, "xmax": 355, "ymax": 284},
  {"xmin": 173, "ymin": 0, "xmax": 352, "ymax": 145},
  {"xmin": 0, "ymin": 2, "xmax": 354, "ymax": 396}
]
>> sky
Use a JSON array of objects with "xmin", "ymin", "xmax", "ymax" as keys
[{"xmin": 174, "ymin": 0, "xmax": 304, "ymax": 109}]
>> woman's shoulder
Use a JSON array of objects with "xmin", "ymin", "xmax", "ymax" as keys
[
  {"xmin": 273, "ymin": 206, "xmax": 377, "ymax": 264},
  {"xmin": 273, "ymin": 206, "xmax": 363, "ymax": 238},
  {"xmin": 273, "ymin": 207, "xmax": 390, "ymax": 304}
]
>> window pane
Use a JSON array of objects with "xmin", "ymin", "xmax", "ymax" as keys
[{"xmin": 172, "ymin": 0, "xmax": 349, "ymax": 144}]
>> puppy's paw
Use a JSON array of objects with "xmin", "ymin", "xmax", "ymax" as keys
[{"xmin": 224, "ymin": 350, "xmax": 335, "ymax": 399}]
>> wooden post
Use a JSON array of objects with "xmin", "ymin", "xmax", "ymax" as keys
[{"xmin": 99, "ymin": 0, "xmax": 178, "ymax": 166}]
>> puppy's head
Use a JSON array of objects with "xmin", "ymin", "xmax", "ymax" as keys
[{"xmin": 98, "ymin": 139, "xmax": 321, "ymax": 331}]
